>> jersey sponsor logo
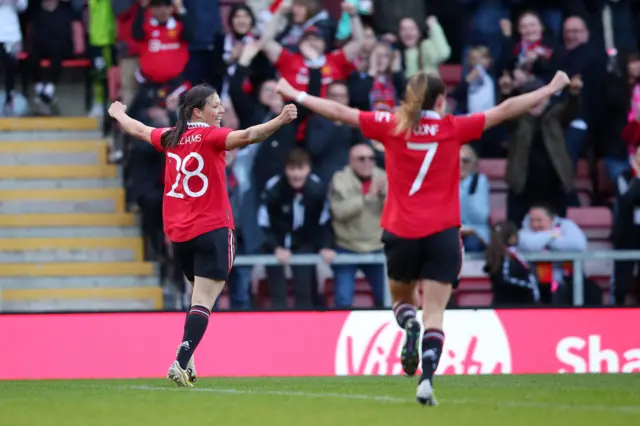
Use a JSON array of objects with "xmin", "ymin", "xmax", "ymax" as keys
[
  {"xmin": 374, "ymin": 111, "xmax": 391, "ymax": 123},
  {"xmin": 413, "ymin": 123, "xmax": 439, "ymax": 136},
  {"xmin": 148, "ymin": 39, "xmax": 181, "ymax": 53},
  {"xmin": 334, "ymin": 311, "xmax": 511, "ymax": 376}
]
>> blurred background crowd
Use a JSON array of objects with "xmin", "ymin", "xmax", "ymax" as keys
[{"xmin": 3, "ymin": 0, "xmax": 640, "ymax": 310}]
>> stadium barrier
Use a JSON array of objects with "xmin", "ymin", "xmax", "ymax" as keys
[
  {"xmin": 234, "ymin": 250, "xmax": 640, "ymax": 306},
  {"xmin": 1, "ymin": 308, "xmax": 639, "ymax": 380}
]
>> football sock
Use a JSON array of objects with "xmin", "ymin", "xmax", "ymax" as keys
[
  {"xmin": 392, "ymin": 303, "xmax": 416, "ymax": 329},
  {"xmin": 176, "ymin": 305, "xmax": 210, "ymax": 369},
  {"xmin": 420, "ymin": 328, "xmax": 445, "ymax": 384}
]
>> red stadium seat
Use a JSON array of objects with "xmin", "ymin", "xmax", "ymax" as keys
[
  {"xmin": 490, "ymin": 207, "xmax": 507, "ymax": 224},
  {"xmin": 478, "ymin": 159, "xmax": 507, "ymax": 180},
  {"xmin": 439, "ymin": 64, "xmax": 462, "ymax": 87},
  {"xmin": 456, "ymin": 292, "xmax": 492, "ymax": 307},
  {"xmin": 576, "ymin": 159, "xmax": 589, "ymax": 179},
  {"xmin": 490, "ymin": 192, "xmax": 507, "ymax": 209},
  {"xmin": 567, "ymin": 207, "xmax": 612, "ymax": 228}
]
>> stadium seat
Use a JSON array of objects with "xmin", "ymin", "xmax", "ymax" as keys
[
  {"xmin": 456, "ymin": 292, "xmax": 492, "ymax": 307},
  {"xmin": 478, "ymin": 159, "xmax": 507, "ymax": 180},
  {"xmin": 490, "ymin": 192, "xmax": 507, "ymax": 209},
  {"xmin": 490, "ymin": 207, "xmax": 507, "ymax": 224},
  {"xmin": 438, "ymin": 64, "xmax": 462, "ymax": 87},
  {"xmin": 567, "ymin": 206, "xmax": 612, "ymax": 232},
  {"xmin": 576, "ymin": 159, "xmax": 589, "ymax": 179}
]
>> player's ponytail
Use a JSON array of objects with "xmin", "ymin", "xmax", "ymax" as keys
[
  {"xmin": 161, "ymin": 84, "xmax": 218, "ymax": 150},
  {"xmin": 394, "ymin": 72, "xmax": 446, "ymax": 136},
  {"xmin": 485, "ymin": 221, "xmax": 518, "ymax": 274},
  {"xmin": 162, "ymin": 106, "xmax": 188, "ymax": 149}
]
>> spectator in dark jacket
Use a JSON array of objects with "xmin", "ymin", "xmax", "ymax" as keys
[
  {"xmin": 306, "ymin": 81, "xmax": 367, "ymax": 185},
  {"xmin": 211, "ymin": 4, "xmax": 273, "ymax": 97},
  {"xmin": 485, "ymin": 221, "xmax": 540, "ymax": 306},
  {"xmin": 500, "ymin": 75, "xmax": 581, "ymax": 226},
  {"xmin": 183, "ymin": 0, "xmax": 221, "ymax": 86},
  {"xmin": 611, "ymin": 141, "xmax": 640, "ymax": 306},
  {"xmin": 29, "ymin": 0, "xmax": 77, "ymax": 114},
  {"xmin": 257, "ymin": 149, "xmax": 333, "ymax": 309},
  {"xmin": 560, "ymin": 15, "xmax": 606, "ymax": 168}
]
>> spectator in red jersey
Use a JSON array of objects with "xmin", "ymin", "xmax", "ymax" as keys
[
  {"xmin": 258, "ymin": 148, "xmax": 333, "ymax": 309},
  {"xmin": 129, "ymin": 0, "xmax": 193, "ymax": 118},
  {"xmin": 260, "ymin": 1, "xmax": 363, "ymax": 98},
  {"xmin": 498, "ymin": 11, "xmax": 560, "ymax": 87},
  {"xmin": 348, "ymin": 42, "xmax": 406, "ymax": 113}
]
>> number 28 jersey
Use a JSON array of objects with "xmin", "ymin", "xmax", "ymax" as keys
[
  {"xmin": 359, "ymin": 110, "xmax": 485, "ymax": 239},
  {"xmin": 150, "ymin": 123, "xmax": 234, "ymax": 243}
]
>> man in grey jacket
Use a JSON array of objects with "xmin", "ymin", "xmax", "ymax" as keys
[{"xmin": 517, "ymin": 204, "xmax": 587, "ymax": 304}]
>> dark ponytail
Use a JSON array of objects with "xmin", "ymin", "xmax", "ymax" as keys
[
  {"xmin": 161, "ymin": 84, "xmax": 219, "ymax": 150},
  {"xmin": 161, "ymin": 106, "xmax": 189, "ymax": 149},
  {"xmin": 485, "ymin": 221, "xmax": 518, "ymax": 274}
]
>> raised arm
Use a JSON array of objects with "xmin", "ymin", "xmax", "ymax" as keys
[
  {"xmin": 225, "ymin": 104, "xmax": 297, "ymax": 150},
  {"xmin": 259, "ymin": 2, "xmax": 285, "ymax": 63},
  {"xmin": 108, "ymin": 101, "xmax": 154, "ymax": 143},
  {"xmin": 483, "ymin": 71, "xmax": 571, "ymax": 130},
  {"xmin": 340, "ymin": 2, "xmax": 364, "ymax": 62},
  {"xmin": 275, "ymin": 78, "xmax": 361, "ymax": 127}
]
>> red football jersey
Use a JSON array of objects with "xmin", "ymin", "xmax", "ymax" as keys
[
  {"xmin": 150, "ymin": 123, "xmax": 234, "ymax": 242},
  {"xmin": 359, "ymin": 110, "xmax": 486, "ymax": 238},
  {"xmin": 276, "ymin": 48, "xmax": 355, "ymax": 97}
]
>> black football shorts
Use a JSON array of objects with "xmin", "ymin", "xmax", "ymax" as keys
[
  {"xmin": 382, "ymin": 227, "xmax": 463, "ymax": 287},
  {"xmin": 172, "ymin": 227, "xmax": 236, "ymax": 282}
]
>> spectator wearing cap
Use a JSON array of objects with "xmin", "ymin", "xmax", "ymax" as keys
[
  {"xmin": 499, "ymin": 74, "xmax": 581, "ymax": 226},
  {"xmin": 328, "ymin": 143, "xmax": 386, "ymax": 308}
]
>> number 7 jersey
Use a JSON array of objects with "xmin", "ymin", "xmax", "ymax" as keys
[
  {"xmin": 359, "ymin": 110, "xmax": 485, "ymax": 239},
  {"xmin": 150, "ymin": 123, "xmax": 234, "ymax": 243}
]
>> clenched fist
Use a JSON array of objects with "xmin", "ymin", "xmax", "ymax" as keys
[
  {"xmin": 549, "ymin": 71, "xmax": 571, "ymax": 92},
  {"xmin": 108, "ymin": 101, "xmax": 127, "ymax": 118},
  {"xmin": 279, "ymin": 103, "xmax": 298, "ymax": 124}
]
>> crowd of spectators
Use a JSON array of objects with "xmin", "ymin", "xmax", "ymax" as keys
[{"xmin": 3, "ymin": 0, "xmax": 640, "ymax": 308}]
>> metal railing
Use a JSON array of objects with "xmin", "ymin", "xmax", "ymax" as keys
[{"xmin": 234, "ymin": 250, "xmax": 640, "ymax": 307}]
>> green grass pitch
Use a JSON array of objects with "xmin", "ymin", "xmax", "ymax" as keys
[{"xmin": 1, "ymin": 375, "xmax": 638, "ymax": 426}]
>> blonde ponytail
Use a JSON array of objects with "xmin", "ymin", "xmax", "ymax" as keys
[{"xmin": 394, "ymin": 72, "xmax": 428, "ymax": 136}]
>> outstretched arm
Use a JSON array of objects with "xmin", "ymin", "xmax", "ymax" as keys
[
  {"xmin": 108, "ymin": 101, "xmax": 154, "ymax": 143},
  {"xmin": 259, "ymin": 2, "xmax": 285, "ymax": 63},
  {"xmin": 225, "ymin": 104, "xmax": 298, "ymax": 150},
  {"xmin": 341, "ymin": 3, "xmax": 364, "ymax": 62},
  {"xmin": 483, "ymin": 71, "xmax": 571, "ymax": 130},
  {"xmin": 275, "ymin": 78, "xmax": 361, "ymax": 127}
]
